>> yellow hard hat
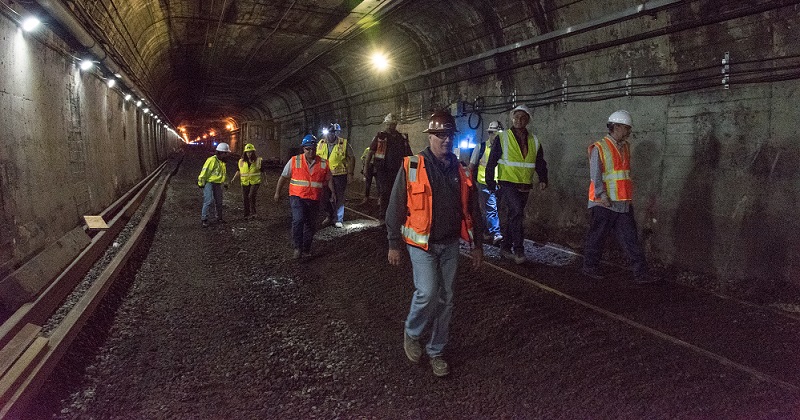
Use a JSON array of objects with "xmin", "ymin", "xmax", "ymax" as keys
[{"xmin": 244, "ymin": 143, "xmax": 256, "ymax": 152}]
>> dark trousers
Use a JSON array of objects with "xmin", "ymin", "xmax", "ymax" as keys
[
  {"xmin": 375, "ymin": 166, "xmax": 399, "ymax": 221},
  {"xmin": 289, "ymin": 195, "xmax": 320, "ymax": 252},
  {"xmin": 497, "ymin": 185, "xmax": 529, "ymax": 253},
  {"xmin": 583, "ymin": 206, "xmax": 648, "ymax": 277},
  {"xmin": 363, "ymin": 164, "xmax": 374, "ymax": 197},
  {"xmin": 324, "ymin": 174, "xmax": 348, "ymax": 222},
  {"xmin": 242, "ymin": 183, "xmax": 260, "ymax": 216}
]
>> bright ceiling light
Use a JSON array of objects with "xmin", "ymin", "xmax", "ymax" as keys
[
  {"xmin": 21, "ymin": 17, "xmax": 40, "ymax": 32},
  {"xmin": 371, "ymin": 51, "xmax": 389, "ymax": 71},
  {"xmin": 79, "ymin": 59, "xmax": 93, "ymax": 71},
  {"xmin": 136, "ymin": 100, "xmax": 142, "ymax": 107},
  {"xmin": 124, "ymin": 94, "xmax": 132, "ymax": 101},
  {"xmin": 107, "ymin": 79, "xmax": 116, "ymax": 88}
]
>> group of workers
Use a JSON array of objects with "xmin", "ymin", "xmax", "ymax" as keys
[{"xmin": 197, "ymin": 106, "xmax": 658, "ymax": 377}]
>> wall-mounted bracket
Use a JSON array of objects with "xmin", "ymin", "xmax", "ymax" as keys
[{"xmin": 721, "ymin": 52, "xmax": 730, "ymax": 89}]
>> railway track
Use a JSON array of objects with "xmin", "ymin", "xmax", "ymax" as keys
[
  {"xmin": 0, "ymin": 159, "xmax": 178, "ymax": 418},
  {"xmin": 345, "ymin": 205, "xmax": 800, "ymax": 393}
]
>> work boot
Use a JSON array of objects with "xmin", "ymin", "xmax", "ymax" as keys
[
  {"xmin": 513, "ymin": 249, "xmax": 526, "ymax": 265},
  {"xmin": 500, "ymin": 249, "xmax": 514, "ymax": 260},
  {"xmin": 403, "ymin": 331, "xmax": 422, "ymax": 363},
  {"xmin": 201, "ymin": 220, "xmax": 209, "ymax": 228},
  {"xmin": 430, "ymin": 356, "xmax": 450, "ymax": 377},
  {"xmin": 492, "ymin": 235, "xmax": 504, "ymax": 246},
  {"xmin": 292, "ymin": 249, "xmax": 302, "ymax": 259}
]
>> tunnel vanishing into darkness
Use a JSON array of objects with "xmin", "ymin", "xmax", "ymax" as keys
[{"xmin": 0, "ymin": 0, "xmax": 799, "ymax": 291}]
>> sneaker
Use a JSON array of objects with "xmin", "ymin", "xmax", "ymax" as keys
[
  {"xmin": 492, "ymin": 235, "xmax": 504, "ymax": 246},
  {"xmin": 201, "ymin": 220, "xmax": 209, "ymax": 228},
  {"xmin": 513, "ymin": 251, "xmax": 526, "ymax": 265},
  {"xmin": 334, "ymin": 222, "xmax": 343, "ymax": 228},
  {"xmin": 430, "ymin": 356, "xmax": 450, "ymax": 377},
  {"xmin": 581, "ymin": 267, "xmax": 605, "ymax": 280},
  {"xmin": 292, "ymin": 249, "xmax": 302, "ymax": 259},
  {"xmin": 500, "ymin": 249, "xmax": 514, "ymax": 260},
  {"xmin": 634, "ymin": 274, "xmax": 661, "ymax": 285},
  {"xmin": 403, "ymin": 331, "xmax": 422, "ymax": 363}
]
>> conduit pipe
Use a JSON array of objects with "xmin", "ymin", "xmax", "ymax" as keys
[{"xmin": 33, "ymin": 0, "xmax": 169, "ymax": 126}]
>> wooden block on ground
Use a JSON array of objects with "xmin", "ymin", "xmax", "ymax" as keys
[
  {"xmin": 0, "ymin": 336, "xmax": 48, "ymax": 405},
  {"xmin": 0, "ymin": 324, "xmax": 41, "ymax": 378},
  {"xmin": 83, "ymin": 216, "xmax": 109, "ymax": 230}
]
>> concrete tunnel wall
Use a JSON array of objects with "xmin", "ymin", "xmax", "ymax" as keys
[
  {"xmin": 261, "ymin": 2, "xmax": 800, "ymax": 288},
  {"xmin": 0, "ymin": 17, "xmax": 181, "ymax": 276},
  {"xmin": 0, "ymin": 1, "xmax": 797, "ymax": 291}
]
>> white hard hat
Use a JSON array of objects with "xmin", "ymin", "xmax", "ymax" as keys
[
  {"xmin": 215, "ymin": 142, "xmax": 231, "ymax": 152},
  {"xmin": 608, "ymin": 110, "xmax": 632, "ymax": 127},
  {"xmin": 487, "ymin": 121, "xmax": 503, "ymax": 132},
  {"xmin": 383, "ymin": 113, "xmax": 398, "ymax": 123},
  {"xmin": 509, "ymin": 105, "xmax": 531, "ymax": 119}
]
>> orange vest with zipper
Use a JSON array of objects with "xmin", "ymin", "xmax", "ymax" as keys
[
  {"xmin": 289, "ymin": 155, "xmax": 329, "ymax": 201},
  {"xmin": 401, "ymin": 155, "xmax": 475, "ymax": 250},
  {"xmin": 588, "ymin": 135, "xmax": 633, "ymax": 202}
]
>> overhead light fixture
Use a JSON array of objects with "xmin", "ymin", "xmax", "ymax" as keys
[
  {"xmin": 371, "ymin": 51, "xmax": 389, "ymax": 71},
  {"xmin": 21, "ymin": 17, "xmax": 40, "ymax": 32},
  {"xmin": 107, "ymin": 79, "xmax": 116, "ymax": 88},
  {"xmin": 124, "ymin": 94, "xmax": 132, "ymax": 101},
  {"xmin": 136, "ymin": 100, "xmax": 142, "ymax": 107},
  {"xmin": 79, "ymin": 59, "xmax": 94, "ymax": 71}
]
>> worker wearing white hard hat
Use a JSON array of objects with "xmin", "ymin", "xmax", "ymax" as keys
[
  {"xmin": 198, "ymin": 142, "xmax": 231, "ymax": 227},
  {"xmin": 484, "ymin": 105, "xmax": 549, "ymax": 265},
  {"xmin": 468, "ymin": 120, "xmax": 504, "ymax": 245},
  {"xmin": 582, "ymin": 110, "xmax": 658, "ymax": 284},
  {"xmin": 365, "ymin": 112, "xmax": 413, "ymax": 223}
]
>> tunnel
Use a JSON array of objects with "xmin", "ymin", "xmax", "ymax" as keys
[{"xmin": 1, "ymin": 0, "xmax": 799, "ymax": 417}]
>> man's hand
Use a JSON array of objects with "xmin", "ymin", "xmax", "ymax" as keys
[
  {"xmin": 273, "ymin": 192, "xmax": 280, "ymax": 202},
  {"xmin": 388, "ymin": 249, "xmax": 402, "ymax": 266},
  {"xmin": 470, "ymin": 247, "xmax": 483, "ymax": 270},
  {"xmin": 347, "ymin": 173, "xmax": 353, "ymax": 182},
  {"xmin": 224, "ymin": 183, "xmax": 229, "ymax": 189},
  {"xmin": 539, "ymin": 182, "xmax": 547, "ymax": 191},
  {"xmin": 600, "ymin": 195, "xmax": 611, "ymax": 207}
]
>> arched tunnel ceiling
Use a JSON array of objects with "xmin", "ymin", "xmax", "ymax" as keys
[
  {"xmin": 41, "ymin": 0, "xmax": 683, "ymax": 132},
  {"xmin": 57, "ymin": 0, "xmax": 418, "ymax": 129}
]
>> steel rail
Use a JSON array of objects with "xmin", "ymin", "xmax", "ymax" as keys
[
  {"xmin": 343, "ymin": 205, "xmax": 800, "ymax": 392},
  {"xmin": 0, "ymin": 161, "xmax": 176, "ymax": 417}
]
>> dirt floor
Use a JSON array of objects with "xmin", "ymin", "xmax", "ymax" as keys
[{"xmin": 27, "ymin": 149, "xmax": 800, "ymax": 418}]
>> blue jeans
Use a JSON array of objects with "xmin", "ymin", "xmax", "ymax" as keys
[
  {"xmin": 289, "ymin": 195, "xmax": 320, "ymax": 252},
  {"xmin": 405, "ymin": 241, "xmax": 460, "ymax": 357},
  {"xmin": 497, "ymin": 184, "xmax": 529, "ymax": 253},
  {"xmin": 583, "ymin": 206, "xmax": 648, "ymax": 277},
  {"xmin": 324, "ymin": 174, "xmax": 348, "ymax": 222},
  {"xmin": 477, "ymin": 182, "xmax": 500, "ymax": 236},
  {"xmin": 202, "ymin": 183, "xmax": 223, "ymax": 221}
]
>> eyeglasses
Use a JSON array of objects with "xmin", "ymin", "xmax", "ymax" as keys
[
  {"xmin": 303, "ymin": 147, "xmax": 314, "ymax": 151},
  {"xmin": 432, "ymin": 132, "xmax": 452, "ymax": 140}
]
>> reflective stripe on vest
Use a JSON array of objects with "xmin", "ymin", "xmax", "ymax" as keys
[
  {"xmin": 497, "ymin": 131, "xmax": 538, "ymax": 183},
  {"xmin": 238, "ymin": 158, "xmax": 262, "ymax": 185},
  {"xmin": 289, "ymin": 155, "xmax": 329, "ymax": 200},
  {"xmin": 317, "ymin": 138, "xmax": 349, "ymax": 175},
  {"xmin": 476, "ymin": 141, "xmax": 498, "ymax": 185},
  {"xmin": 374, "ymin": 138, "xmax": 387, "ymax": 159},
  {"xmin": 401, "ymin": 155, "xmax": 475, "ymax": 251},
  {"xmin": 588, "ymin": 135, "xmax": 633, "ymax": 202}
]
